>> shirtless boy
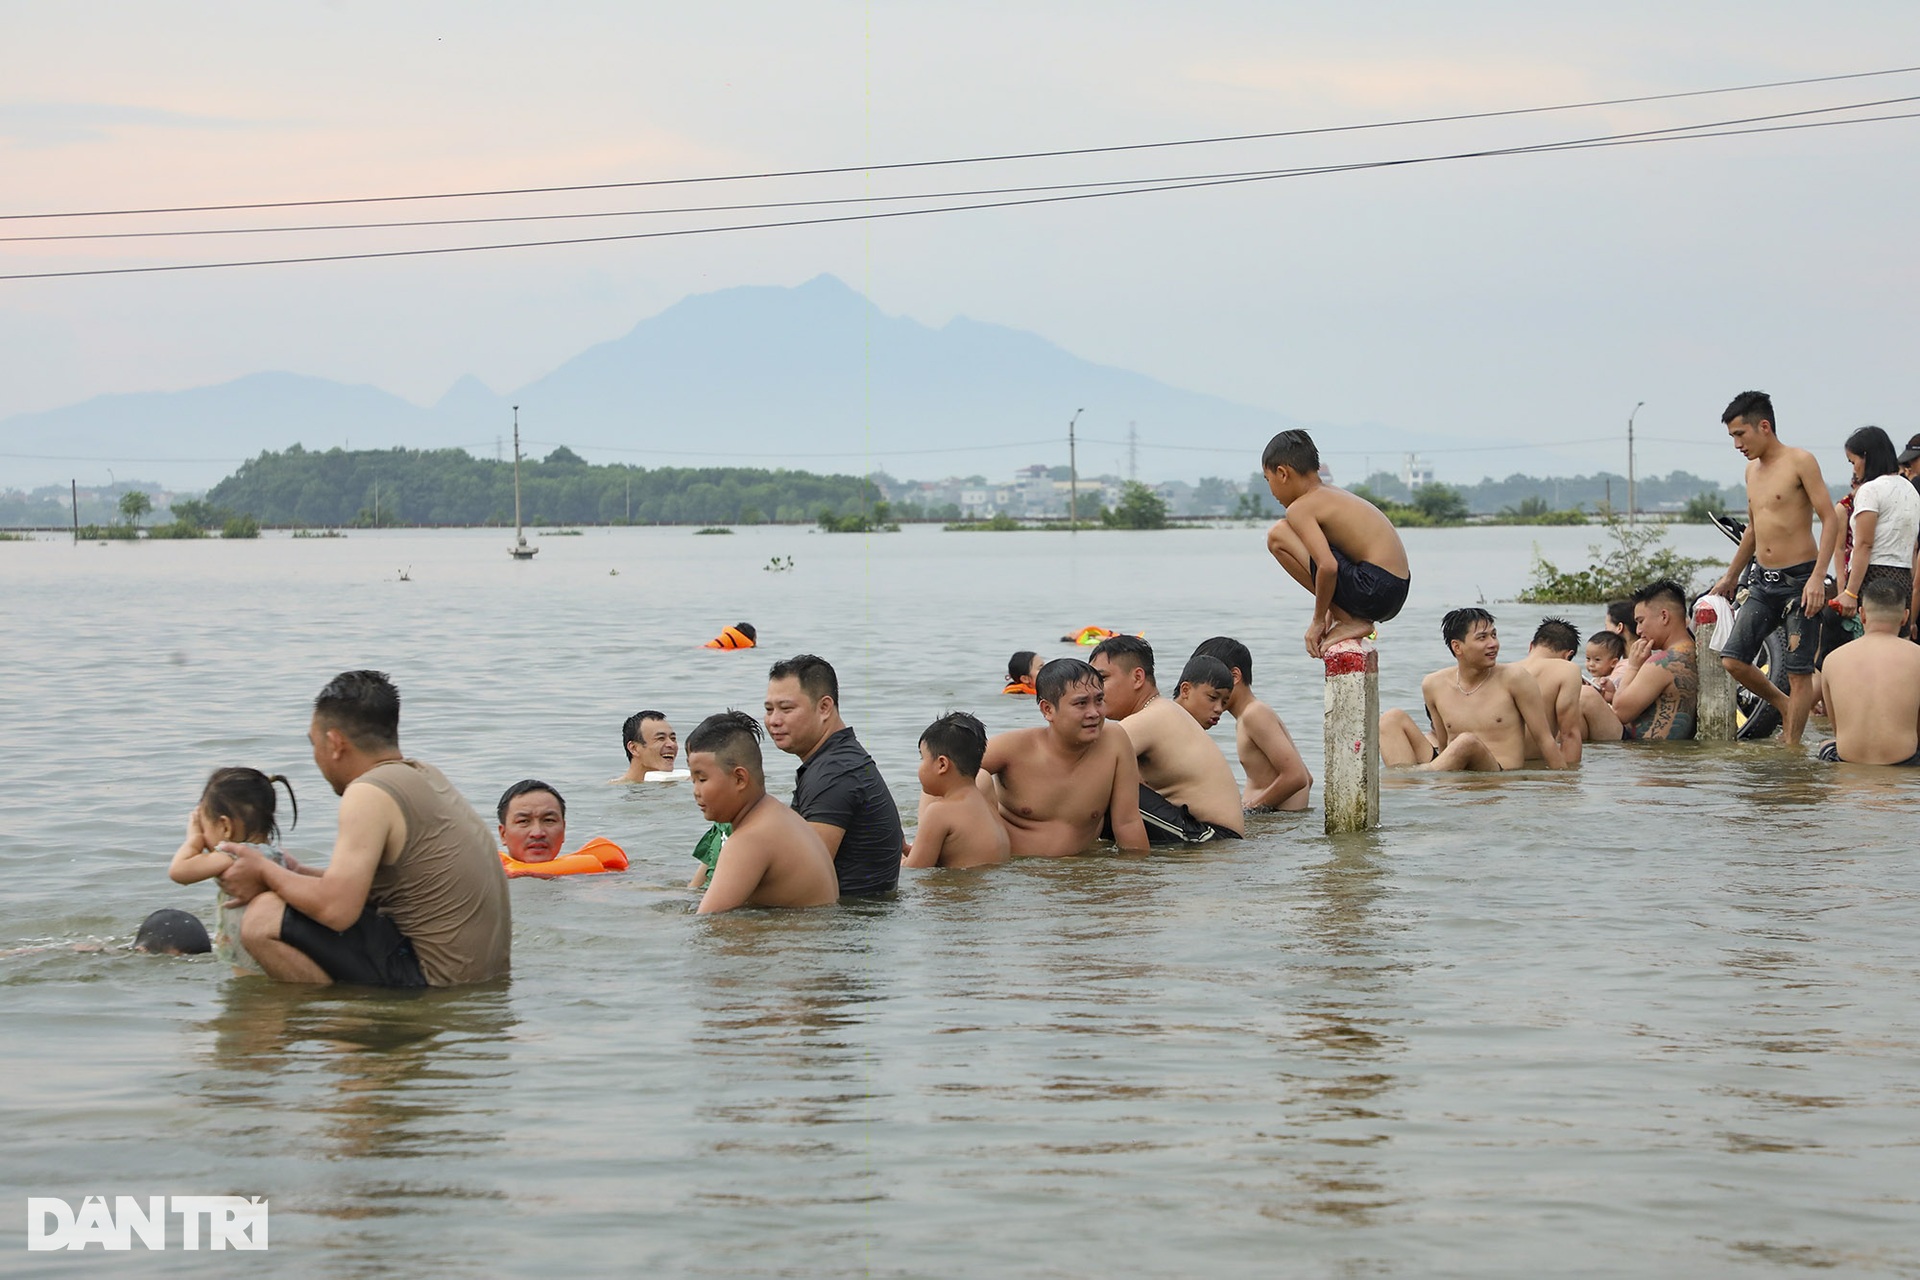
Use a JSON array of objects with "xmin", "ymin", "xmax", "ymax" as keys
[
  {"xmin": 1191, "ymin": 636, "xmax": 1312, "ymax": 812},
  {"xmin": 977, "ymin": 658, "xmax": 1150, "ymax": 856},
  {"xmin": 1814, "ymin": 576, "xmax": 1920, "ymax": 764},
  {"xmin": 1090, "ymin": 636, "xmax": 1245, "ymax": 838},
  {"xmin": 1707, "ymin": 391, "xmax": 1839, "ymax": 745},
  {"xmin": 1379, "ymin": 608, "xmax": 1570, "ymax": 771},
  {"xmin": 1515, "ymin": 617, "xmax": 1587, "ymax": 765},
  {"xmin": 1173, "ymin": 654, "xmax": 1233, "ymax": 729},
  {"xmin": 615, "ymin": 710, "xmax": 684, "ymax": 782},
  {"xmin": 903, "ymin": 712, "xmax": 1011, "ymax": 869},
  {"xmin": 685, "ymin": 711, "xmax": 839, "ymax": 913},
  {"xmin": 1261, "ymin": 429, "xmax": 1412, "ymax": 657},
  {"xmin": 1600, "ymin": 580, "xmax": 1700, "ymax": 742}
]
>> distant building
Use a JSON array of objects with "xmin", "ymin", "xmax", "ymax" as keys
[{"xmin": 1401, "ymin": 453, "xmax": 1434, "ymax": 490}]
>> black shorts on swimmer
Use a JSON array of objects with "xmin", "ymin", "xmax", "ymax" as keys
[
  {"xmin": 279, "ymin": 902, "xmax": 427, "ymax": 988},
  {"xmin": 1816, "ymin": 739, "xmax": 1920, "ymax": 766},
  {"xmin": 1308, "ymin": 547, "xmax": 1410, "ymax": 624},
  {"xmin": 1722, "ymin": 561, "xmax": 1818, "ymax": 676},
  {"xmin": 1102, "ymin": 785, "xmax": 1243, "ymax": 846}
]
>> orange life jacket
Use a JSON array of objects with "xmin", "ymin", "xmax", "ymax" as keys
[
  {"xmin": 703, "ymin": 626, "xmax": 756, "ymax": 650},
  {"xmin": 1067, "ymin": 626, "xmax": 1120, "ymax": 646},
  {"xmin": 1003, "ymin": 679, "xmax": 1036, "ymax": 695},
  {"xmin": 500, "ymin": 836, "xmax": 630, "ymax": 879}
]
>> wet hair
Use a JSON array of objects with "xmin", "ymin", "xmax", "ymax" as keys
[
  {"xmin": 1632, "ymin": 579, "xmax": 1689, "ymax": 616},
  {"xmin": 1261, "ymin": 429, "xmax": 1320, "ymax": 475},
  {"xmin": 1605, "ymin": 599, "xmax": 1638, "ymax": 639},
  {"xmin": 1844, "ymin": 426, "xmax": 1899, "ymax": 482},
  {"xmin": 1441, "ymin": 607, "xmax": 1495, "ymax": 653},
  {"xmin": 134, "ymin": 908, "xmax": 210, "ymax": 955},
  {"xmin": 1035, "ymin": 657, "xmax": 1101, "ymax": 706},
  {"xmin": 1586, "ymin": 631, "xmax": 1626, "ymax": 661},
  {"xmin": 732, "ymin": 622, "xmax": 757, "ymax": 642},
  {"xmin": 496, "ymin": 778, "xmax": 564, "ymax": 824},
  {"xmin": 1006, "ymin": 650, "xmax": 1038, "ymax": 684},
  {"xmin": 767, "ymin": 653, "xmax": 837, "ymax": 706},
  {"xmin": 622, "ymin": 710, "xmax": 668, "ymax": 757},
  {"xmin": 685, "ymin": 710, "xmax": 765, "ymax": 779},
  {"xmin": 1722, "ymin": 390, "xmax": 1776, "ymax": 433},
  {"xmin": 919, "ymin": 711, "xmax": 987, "ymax": 776},
  {"xmin": 1178, "ymin": 654, "xmax": 1233, "ymax": 693},
  {"xmin": 312, "ymin": 669, "xmax": 400, "ymax": 750},
  {"xmin": 1192, "ymin": 636, "xmax": 1252, "ymax": 689},
  {"xmin": 1860, "ymin": 575, "xmax": 1907, "ymax": 614},
  {"xmin": 198, "ymin": 767, "xmax": 296, "ymax": 844},
  {"xmin": 1530, "ymin": 617, "xmax": 1580, "ymax": 656},
  {"xmin": 1090, "ymin": 634, "xmax": 1155, "ymax": 685}
]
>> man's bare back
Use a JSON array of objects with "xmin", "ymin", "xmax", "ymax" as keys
[
  {"xmin": 980, "ymin": 724, "xmax": 1146, "ymax": 856},
  {"xmin": 1515, "ymin": 652, "xmax": 1585, "ymax": 765},
  {"xmin": 698, "ymin": 795, "xmax": 839, "ymax": 913},
  {"xmin": 1234, "ymin": 697, "xmax": 1311, "ymax": 811},
  {"xmin": 1115, "ymin": 696, "xmax": 1245, "ymax": 834},
  {"xmin": 1820, "ymin": 633, "xmax": 1920, "ymax": 764}
]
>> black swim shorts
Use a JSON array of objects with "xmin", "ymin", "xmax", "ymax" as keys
[
  {"xmin": 1309, "ymin": 546, "xmax": 1410, "ymax": 624},
  {"xmin": 279, "ymin": 902, "xmax": 428, "ymax": 988},
  {"xmin": 1815, "ymin": 739, "xmax": 1920, "ymax": 766},
  {"xmin": 1103, "ymin": 784, "xmax": 1242, "ymax": 846},
  {"xmin": 1723, "ymin": 561, "xmax": 1818, "ymax": 675}
]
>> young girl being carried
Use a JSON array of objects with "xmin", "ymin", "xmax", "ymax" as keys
[{"xmin": 168, "ymin": 768, "xmax": 297, "ymax": 970}]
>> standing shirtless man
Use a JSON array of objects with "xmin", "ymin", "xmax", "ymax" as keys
[
  {"xmin": 977, "ymin": 658, "xmax": 1150, "ymax": 856},
  {"xmin": 1379, "ymin": 609, "xmax": 1570, "ymax": 771},
  {"xmin": 1708, "ymin": 391, "xmax": 1839, "ymax": 745},
  {"xmin": 1089, "ymin": 636, "xmax": 1245, "ymax": 838}
]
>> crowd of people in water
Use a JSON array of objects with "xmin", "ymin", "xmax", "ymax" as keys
[{"xmin": 145, "ymin": 396, "xmax": 1918, "ymax": 989}]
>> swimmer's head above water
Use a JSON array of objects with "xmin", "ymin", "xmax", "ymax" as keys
[
  {"xmin": 497, "ymin": 779, "xmax": 566, "ymax": 863},
  {"xmin": 621, "ymin": 710, "xmax": 678, "ymax": 772},
  {"xmin": 1174, "ymin": 655, "xmax": 1233, "ymax": 729},
  {"xmin": 686, "ymin": 710, "xmax": 766, "ymax": 823},
  {"xmin": 133, "ymin": 909, "xmax": 210, "ymax": 956},
  {"xmin": 1034, "ymin": 658, "xmax": 1106, "ymax": 744}
]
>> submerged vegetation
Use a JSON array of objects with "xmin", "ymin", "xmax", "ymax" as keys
[{"xmin": 1517, "ymin": 515, "xmax": 1719, "ymax": 604}]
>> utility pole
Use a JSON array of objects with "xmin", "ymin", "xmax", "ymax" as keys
[
  {"xmin": 1068, "ymin": 408, "xmax": 1085, "ymax": 532},
  {"xmin": 1627, "ymin": 400, "xmax": 1644, "ymax": 525},
  {"xmin": 70, "ymin": 479, "xmax": 78, "ymax": 543},
  {"xmin": 1127, "ymin": 421, "xmax": 1138, "ymax": 483},
  {"xmin": 625, "ymin": 473, "xmax": 631, "ymax": 524}
]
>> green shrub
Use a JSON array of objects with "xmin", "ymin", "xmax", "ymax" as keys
[
  {"xmin": 221, "ymin": 515, "xmax": 262, "ymax": 539},
  {"xmin": 1517, "ymin": 514, "xmax": 1718, "ymax": 603}
]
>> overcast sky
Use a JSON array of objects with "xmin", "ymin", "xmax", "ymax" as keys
[{"xmin": 4, "ymin": 1, "xmax": 1918, "ymax": 487}]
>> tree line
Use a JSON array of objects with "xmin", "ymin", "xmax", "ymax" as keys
[{"xmin": 205, "ymin": 445, "xmax": 885, "ymax": 527}]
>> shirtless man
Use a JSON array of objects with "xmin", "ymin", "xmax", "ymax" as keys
[
  {"xmin": 1379, "ymin": 609, "xmax": 1570, "ymax": 771},
  {"xmin": 1815, "ymin": 576, "xmax": 1920, "ymax": 764},
  {"xmin": 1191, "ymin": 636, "xmax": 1312, "ymax": 812},
  {"xmin": 685, "ymin": 711, "xmax": 838, "ymax": 913},
  {"xmin": 1515, "ymin": 617, "xmax": 1587, "ymax": 765},
  {"xmin": 614, "ymin": 710, "xmax": 684, "ymax": 782},
  {"xmin": 977, "ymin": 658, "xmax": 1150, "ymax": 856},
  {"xmin": 1089, "ymin": 636, "xmax": 1245, "ymax": 838},
  {"xmin": 1707, "ymin": 391, "xmax": 1839, "ymax": 745},
  {"xmin": 1603, "ymin": 580, "xmax": 1700, "ymax": 741}
]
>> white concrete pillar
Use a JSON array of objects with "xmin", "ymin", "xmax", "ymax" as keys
[
  {"xmin": 1692, "ymin": 601, "xmax": 1736, "ymax": 742},
  {"xmin": 1323, "ymin": 639, "xmax": 1381, "ymax": 833}
]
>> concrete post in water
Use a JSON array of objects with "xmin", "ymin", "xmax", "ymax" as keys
[
  {"xmin": 1693, "ymin": 599, "xmax": 1736, "ymax": 742},
  {"xmin": 1323, "ymin": 638, "xmax": 1380, "ymax": 833}
]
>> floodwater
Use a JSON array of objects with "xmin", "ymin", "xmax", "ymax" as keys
[{"xmin": 2, "ymin": 523, "xmax": 1915, "ymax": 1277}]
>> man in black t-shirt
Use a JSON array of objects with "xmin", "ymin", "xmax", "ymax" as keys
[{"xmin": 763, "ymin": 654, "xmax": 903, "ymax": 896}]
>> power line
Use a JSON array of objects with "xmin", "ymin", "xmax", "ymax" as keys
[
  {"xmin": 6, "ymin": 63, "xmax": 1915, "ymax": 222},
  {"xmin": 6, "ymin": 103, "xmax": 1917, "ymax": 284}
]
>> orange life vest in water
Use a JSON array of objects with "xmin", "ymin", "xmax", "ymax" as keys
[
  {"xmin": 703, "ymin": 626, "xmax": 756, "ymax": 650},
  {"xmin": 1065, "ymin": 626, "xmax": 1123, "ymax": 646},
  {"xmin": 500, "ymin": 836, "xmax": 630, "ymax": 879},
  {"xmin": 1003, "ymin": 679, "xmax": 1036, "ymax": 695}
]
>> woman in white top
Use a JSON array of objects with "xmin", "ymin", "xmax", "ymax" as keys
[{"xmin": 1835, "ymin": 426, "xmax": 1920, "ymax": 639}]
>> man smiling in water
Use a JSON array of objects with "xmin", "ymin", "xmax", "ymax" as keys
[
  {"xmin": 1379, "ymin": 609, "xmax": 1569, "ymax": 772},
  {"xmin": 615, "ymin": 710, "xmax": 685, "ymax": 782},
  {"xmin": 976, "ymin": 658, "xmax": 1150, "ymax": 856}
]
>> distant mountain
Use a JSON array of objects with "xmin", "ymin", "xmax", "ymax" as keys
[{"xmin": 2, "ymin": 275, "xmax": 1522, "ymax": 490}]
